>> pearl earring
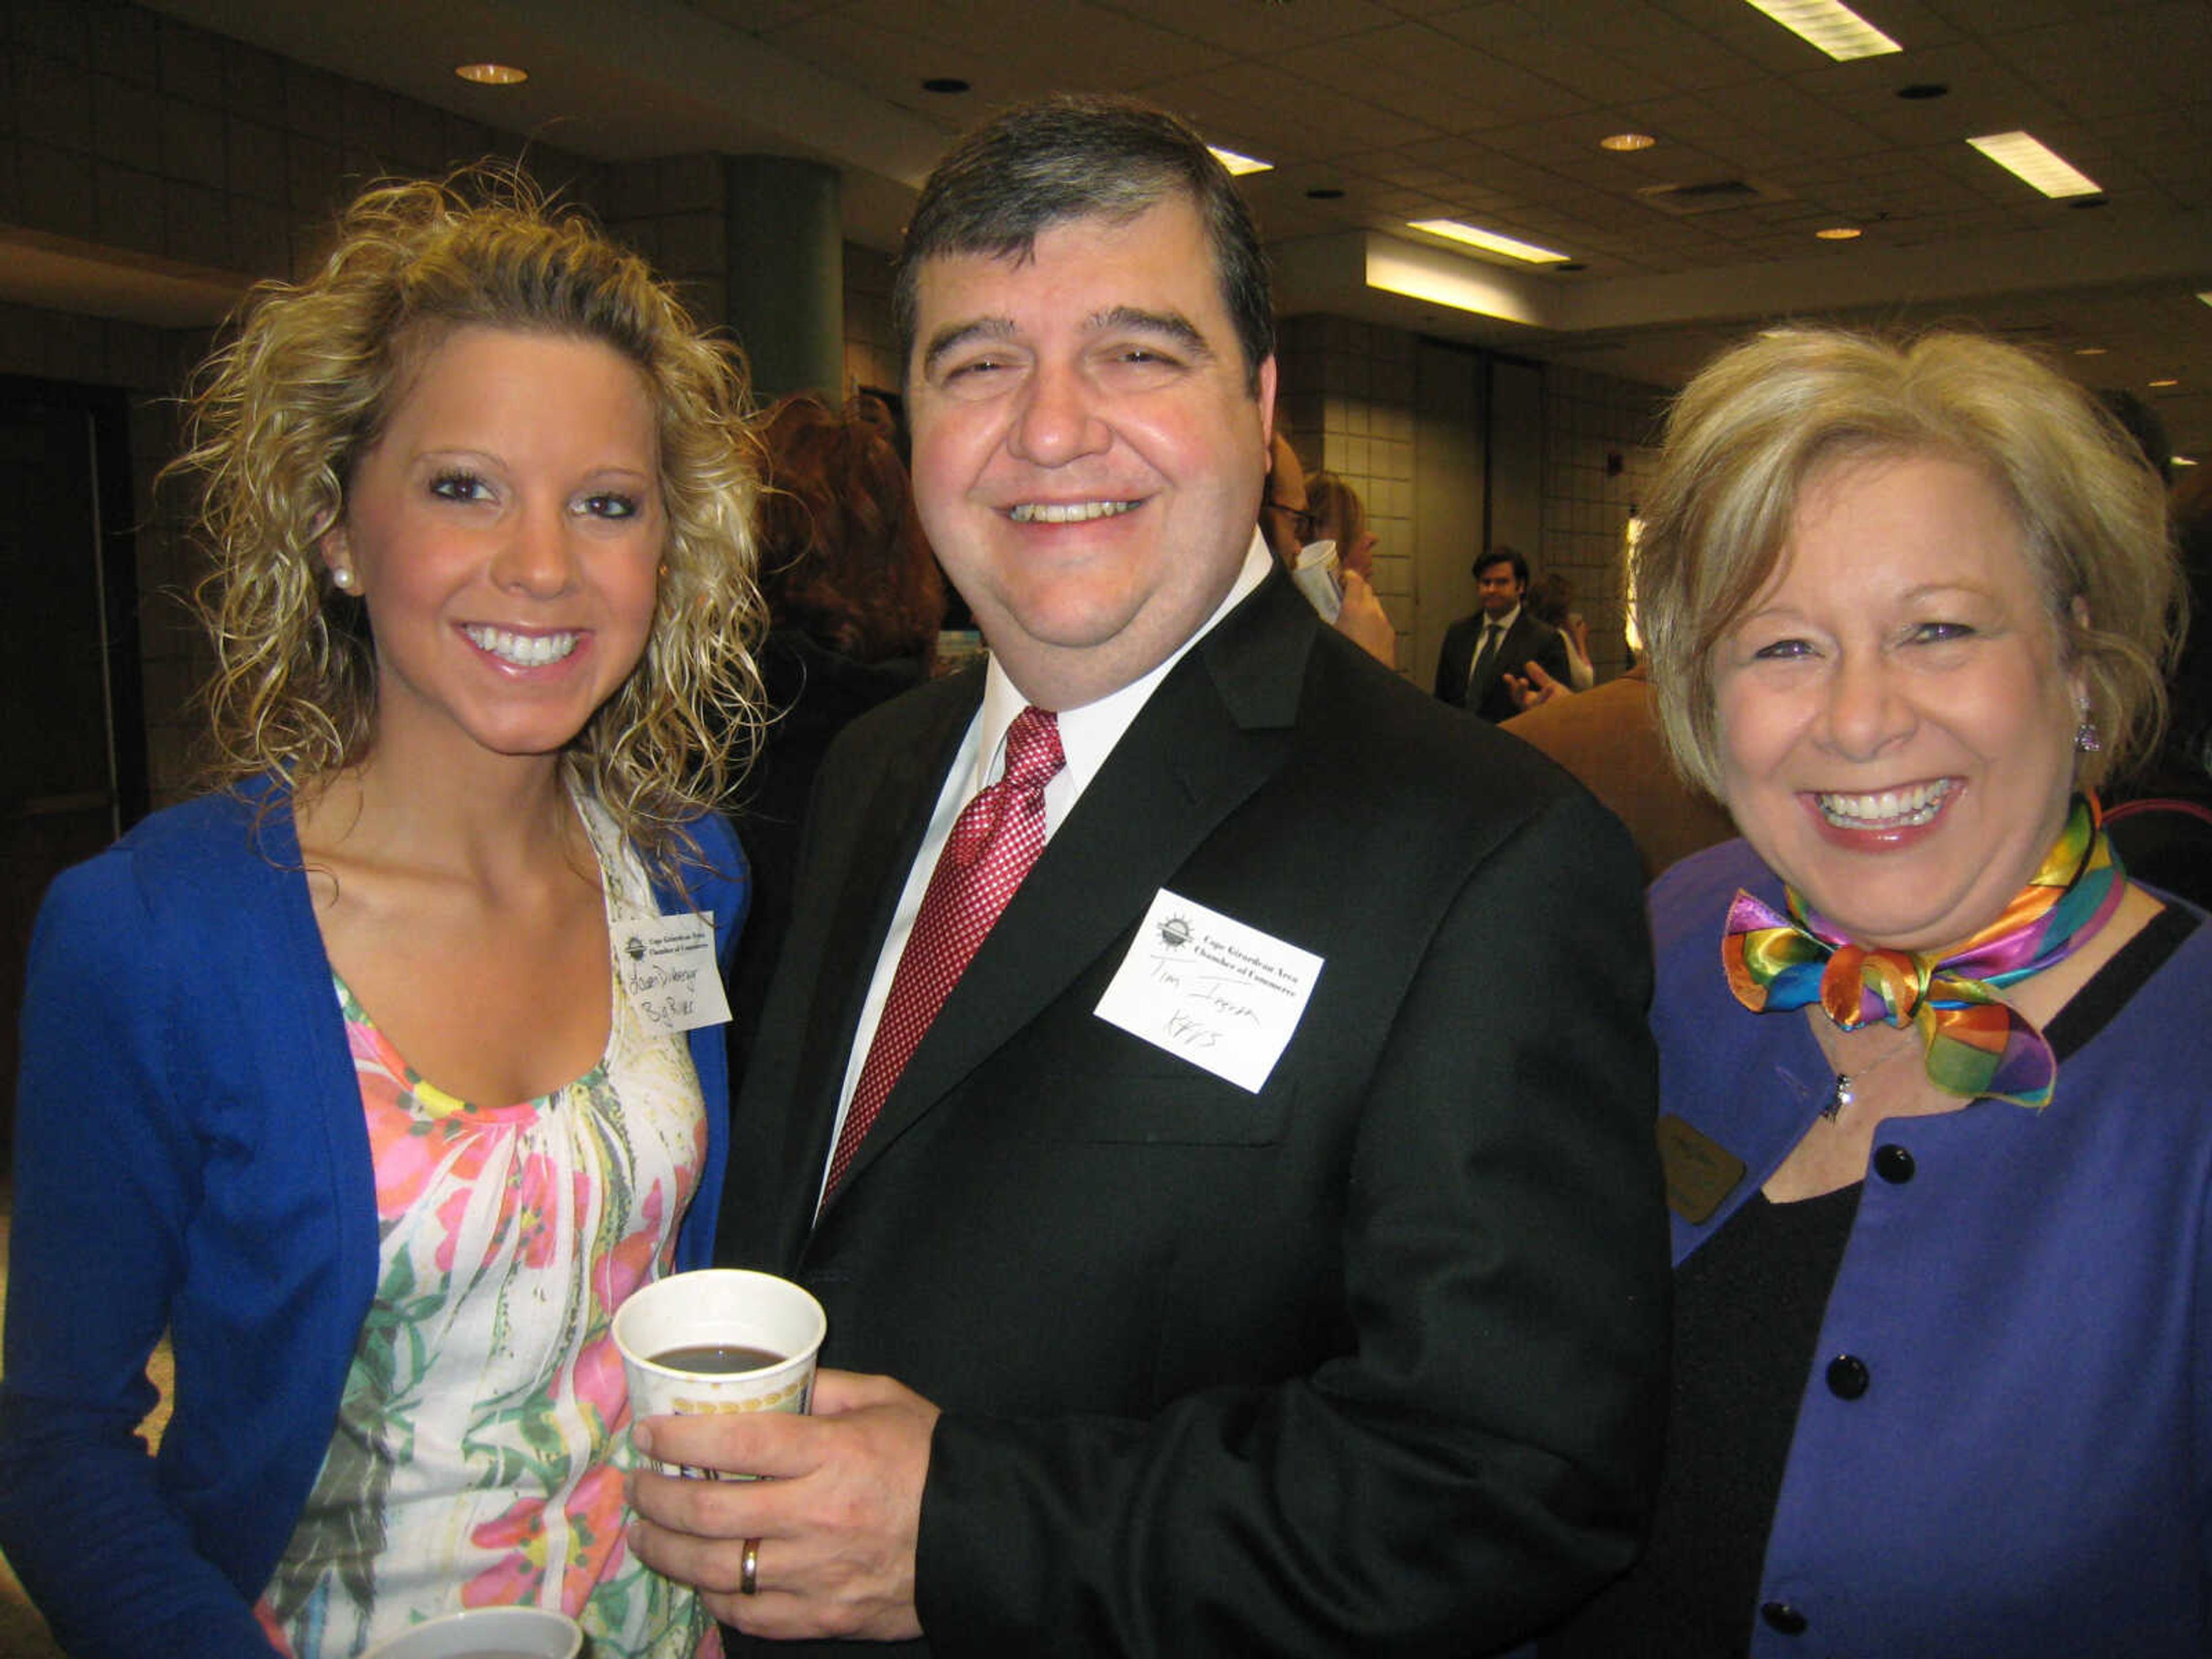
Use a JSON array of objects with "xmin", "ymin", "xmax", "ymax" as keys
[{"xmin": 331, "ymin": 567, "xmax": 354, "ymax": 590}]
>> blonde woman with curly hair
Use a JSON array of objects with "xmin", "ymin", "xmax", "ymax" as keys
[{"xmin": 0, "ymin": 168, "xmax": 765, "ymax": 1658}]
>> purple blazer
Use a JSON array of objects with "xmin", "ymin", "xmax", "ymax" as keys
[{"xmin": 1650, "ymin": 839, "xmax": 2212, "ymax": 1657}]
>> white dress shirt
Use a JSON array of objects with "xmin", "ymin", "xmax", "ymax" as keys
[{"xmin": 816, "ymin": 533, "xmax": 1275, "ymax": 1203}]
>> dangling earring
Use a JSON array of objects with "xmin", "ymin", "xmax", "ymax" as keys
[{"xmin": 2075, "ymin": 692, "xmax": 2101, "ymax": 755}]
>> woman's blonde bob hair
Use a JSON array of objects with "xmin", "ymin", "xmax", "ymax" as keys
[
  {"xmin": 1633, "ymin": 326, "xmax": 2181, "ymax": 800},
  {"xmin": 175, "ymin": 164, "xmax": 764, "ymax": 868}
]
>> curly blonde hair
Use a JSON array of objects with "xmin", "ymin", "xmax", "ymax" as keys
[
  {"xmin": 1634, "ymin": 326, "xmax": 2181, "ymax": 798},
  {"xmin": 173, "ymin": 164, "xmax": 765, "ymax": 868}
]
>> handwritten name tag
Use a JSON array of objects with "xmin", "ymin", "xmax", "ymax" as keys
[
  {"xmin": 616, "ymin": 912, "xmax": 731, "ymax": 1036},
  {"xmin": 1093, "ymin": 891, "xmax": 1323, "ymax": 1092}
]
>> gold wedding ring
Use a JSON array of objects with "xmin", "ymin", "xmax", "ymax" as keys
[{"xmin": 740, "ymin": 1536, "xmax": 762, "ymax": 1596}]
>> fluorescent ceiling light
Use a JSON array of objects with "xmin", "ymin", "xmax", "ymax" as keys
[
  {"xmin": 1740, "ymin": 0, "xmax": 1901, "ymax": 60},
  {"xmin": 1967, "ymin": 131, "xmax": 2102, "ymax": 198},
  {"xmin": 1407, "ymin": 219, "xmax": 1570, "ymax": 265},
  {"xmin": 1363, "ymin": 236, "xmax": 1549, "ymax": 326},
  {"xmin": 1209, "ymin": 146, "xmax": 1273, "ymax": 176}
]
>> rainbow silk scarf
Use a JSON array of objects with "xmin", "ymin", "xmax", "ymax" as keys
[{"xmin": 1721, "ymin": 794, "xmax": 2124, "ymax": 1110}]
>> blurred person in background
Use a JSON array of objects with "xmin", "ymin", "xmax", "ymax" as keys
[
  {"xmin": 727, "ymin": 392, "xmax": 947, "ymax": 1078},
  {"xmin": 1526, "ymin": 570, "xmax": 1596, "ymax": 691},
  {"xmin": 1262, "ymin": 433, "xmax": 1396, "ymax": 666},
  {"xmin": 1436, "ymin": 547, "xmax": 1570, "ymax": 719}
]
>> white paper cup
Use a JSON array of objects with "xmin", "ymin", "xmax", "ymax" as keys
[
  {"xmin": 613, "ymin": 1268, "xmax": 827, "ymax": 1476},
  {"xmin": 1290, "ymin": 539, "xmax": 1343, "ymax": 622},
  {"xmin": 362, "ymin": 1607, "xmax": 582, "ymax": 1659}
]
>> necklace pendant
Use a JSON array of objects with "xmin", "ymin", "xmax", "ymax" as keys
[{"xmin": 1823, "ymin": 1073, "xmax": 1854, "ymax": 1121}]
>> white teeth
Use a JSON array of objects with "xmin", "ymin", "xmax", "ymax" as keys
[
  {"xmin": 1816, "ymin": 779, "xmax": 1952, "ymax": 829},
  {"xmin": 465, "ymin": 625, "xmax": 578, "ymax": 666},
  {"xmin": 1009, "ymin": 500, "xmax": 1138, "ymax": 524}
]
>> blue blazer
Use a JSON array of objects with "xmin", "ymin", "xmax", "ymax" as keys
[{"xmin": 0, "ymin": 781, "xmax": 745, "ymax": 1658}]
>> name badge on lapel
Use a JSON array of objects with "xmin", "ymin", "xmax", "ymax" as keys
[
  {"xmin": 1656, "ymin": 1113, "xmax": 1746, "ymax": 1225},
  {"xmin": 617, "ymin": 912, "xmax": 732, "ymax": 1036},
  {"xmin": 1094, "ymin": 889, "xmax": 1323, "ymax": 1092}
]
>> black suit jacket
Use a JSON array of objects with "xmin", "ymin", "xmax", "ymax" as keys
[
  {"xmin": 1434, "ymin": 609, "xmax": 1572, "ymax": 722},
  {"xmin": 720, "ymin": 573, "xmax": 1668, "ymax": 1657}
]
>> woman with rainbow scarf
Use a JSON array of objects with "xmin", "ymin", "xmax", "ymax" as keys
[{"xmin": 1543, "ymin": 328, "xmax": 2206, "ymax": 1658}]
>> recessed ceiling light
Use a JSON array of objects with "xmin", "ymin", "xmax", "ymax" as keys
[
  {"xmin": 2175, "ymin": 456, "xmax": 2200, "ymax": 468},
  {"xmin": 1897, "ymin": 82, "xmax": 1949, "ymax": 100},
  {"xmin": 1599, "ymin": 132, "xmax": 1657, "ymax": 152},
  {"xmin": 1967, "ymin": 131, "xmax": 2103, "ymax": 198},
  {"xmin": 2149, "ymin": 378, "xmax": 2180, "ymax": 388},
  {"xmin": 1740, "ymin": 0, "xmax": 1901, "ymax": 60},
  {"xmin": 1407, "ymin": 218, "xmax": 1570, "ymax": 264},
  {"xmin": 2074, "ymin": 346, "xmax": 2108, "ymax": 357},
  {"xmin": 921, "ymin": 77, "xmax": 969, "ymax": 94},
  {"xmin": 1209, "ymin": 146, "xmax": 1273, "ymax": 176},
  {"xmin": 454, "ymin": 62, "xmax": 527, "ymax": 86},
  {"xmin": 1306, "ymin": 187, "xmax": 1345, "ymax": 200},
  {"xmin": 2200, "ymin": 292, "xmax": 2212, "ymax": 308},
  {"xmin": 1815, "ymin": 225, "xmax": 1862, "ymax": 240}
]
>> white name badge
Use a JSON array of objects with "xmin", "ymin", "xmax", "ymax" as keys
[
  {"xmin": 1094, "ymin": 890, "xmax": 1323, "ymax": 1093},
  {"xmin": 616, "ymin": 912, "xmax": 732, "ymax": 1036}
]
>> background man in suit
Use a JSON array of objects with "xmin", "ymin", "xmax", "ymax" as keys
[
  {"xmin": 631, "ymin": 94, "xmax": 1668, "ymax": 1657},
  {"xmin": 1434, "ymin": 548, "xmax": 1572, "ymax": 720}
]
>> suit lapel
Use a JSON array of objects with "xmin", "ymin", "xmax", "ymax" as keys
[
  {"xmin": 774, "ymin": 675, "xmax": 979, "ymax": 1254},
  {"xmin": 817, "ymin": 575, "xmax": 1315, "ymax": 1209}
]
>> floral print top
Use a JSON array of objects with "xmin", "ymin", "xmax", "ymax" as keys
[{"xmin": 260, "ymin": 796, "xmax": 721, "ymax": 1659}]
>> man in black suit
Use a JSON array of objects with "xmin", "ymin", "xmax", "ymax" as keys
[
  {"xmin": 1435, "ymin": 548, "xmax": 1573, "ymax": 721},
  {"xmin": 632, "ymin": 94, "xmax": 1668, "ymax": 1658}
]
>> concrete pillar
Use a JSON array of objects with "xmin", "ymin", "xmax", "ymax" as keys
[{"xmin": 722, "ymin": 155, "xmax": 843, "ymax": 403}]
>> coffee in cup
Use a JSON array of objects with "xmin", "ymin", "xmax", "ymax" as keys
[{"xmin": 612, "ymin": 1268, "xmax": 827, "ymax": 1476}]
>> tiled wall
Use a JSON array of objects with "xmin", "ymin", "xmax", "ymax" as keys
[
  {"xmin": 601, "ymin": 152, "xmax": 736, "ymax": 346},
  {"xmin": 842, "ymin": 243, "xmax": 902, "ymax": 402},
  {"xmin": 2, "ymin": 0, "xmax": 602, "ymax": 288},
  {"xmin": 1542, "ymin": 366, "xmax": 1669, "ymax": 682},
  {"xmin": 1277, "ymin": 311, "xmax": 1668, "ymax": 685}
]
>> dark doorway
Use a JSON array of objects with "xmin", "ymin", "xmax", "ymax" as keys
[{"xmin": 1, "ymin": 378, "xmax": 147, "ymax": 1175}]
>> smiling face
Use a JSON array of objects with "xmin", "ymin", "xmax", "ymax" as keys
[
  {"xmin": 905, "ymin": 196, "xmax": 1275, "ymax": 709},
  {"xmin": 322, "ymin": 325, "xmax": 665, "ymax": 770},
  {"xmin": 1711, "ymin": 450, "xmax": 2084, "ymax": 951}
]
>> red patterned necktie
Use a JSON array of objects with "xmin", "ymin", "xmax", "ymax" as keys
[{"xmin": 822, "ymin": 706, "xmax": 1065, "ymax": 1204}]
